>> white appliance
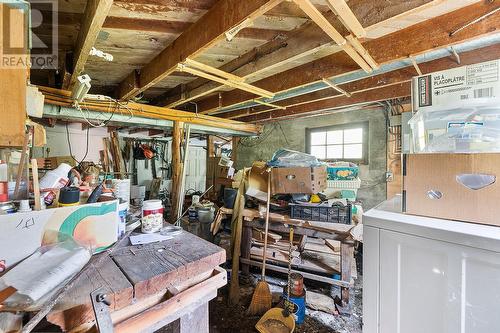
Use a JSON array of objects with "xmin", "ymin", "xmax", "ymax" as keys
[{"xmin": 363, "ymin": 196, "xmax": 500, "ymax": 333}]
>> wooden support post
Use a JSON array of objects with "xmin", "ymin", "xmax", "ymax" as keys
[
  {"xmin": 207, "ymin": 136, "xmax": 215, "ymax": 158},
  {"xmin": 231, "ymin": 137, "xmax": 240, "ymax": 165},
  {"xmin": 340, "ymin": 242, "xmax": 354, "ymax": 308},
  {"xmin": 170, "ymin": 121, "xmax": 183, "ymax": 223},
  {"xmin": 241, "ymin": 225, "xmax": 252, "ymax": 275}
]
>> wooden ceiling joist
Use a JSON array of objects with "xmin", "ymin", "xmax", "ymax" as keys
[
  {"xmin": 116, "ymin": 0, "xmax": 284, "ymax": 100},
  {"xmin": 325, "ymin": 0, "xmax": 366, "ymax": 38},
  {"xmin": 154, "ymin": 0, "xmax": 466, "ymax": 109},
  {"xmin": 293, "ymin": 0, "xmax": 372, "ymax": 73},
  {"xmin": 196, "ymin": 1, "xmax": 500, "ymax": 114},
  {"xmin": 65, "ymin": 0, "xmax": 113, "ymax": 89},
  {"xmin": 234, "ymin": 43, "xmax": 500, "ymax": 122}
]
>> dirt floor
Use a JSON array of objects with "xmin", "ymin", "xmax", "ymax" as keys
[{"xmin": 208, "ymin": 271, "xmax": 362, "ymax": 333}]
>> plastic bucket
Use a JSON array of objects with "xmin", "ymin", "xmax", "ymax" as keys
[
  {"xmin": 142, "ymin": 199, "xmax": 164, "ymax": 233},
  {"xmin": 118, "ymin": 201, "xmax": 128, "ymax": 238}
]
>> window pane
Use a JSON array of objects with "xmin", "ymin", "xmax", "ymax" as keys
[
  {"xmin": 344, "ymin": 144, "xmax": 363, "ymax": 159},
  {"xmin": 327, "ymin": 130, "xmax": 343, "ymax": 144},
  {"xmin": 310, "ymin": 131, "xmax": 327, "ymax": 145},
  {"xmin": 344, "ymin": 128, "xmax": 363, "ymax": 144},
  {"xmin": 310, "ymin": 145, "xmax": 326, "ymax": 159},
  {"xmin": 327, "ymin": 145, "xmax": 343, "ymax": 159}
]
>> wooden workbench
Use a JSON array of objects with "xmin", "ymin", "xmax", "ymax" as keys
[{"xmin": 46, "ymin": 231, "xmax": 226, "ymax": 332}]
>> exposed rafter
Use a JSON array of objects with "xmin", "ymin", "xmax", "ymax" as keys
[
  {"xmin": 65, "ymin": 0, "xmax": 113, "ymax": 89},
  {"xmin": 153, "ymin": 0, "xmax": 458, "ymax": 108},
  {"xmin": 116, "ymin": 0, "xmax": 284, "ymax": 100},
  {"xmin": 293, "ymin": 0, "xmax": 372, "ymax": 72},
  {"xmin": 195, "ymin": 1, "xmax": 500, "ymax": 114},
  {"xmin": 233, "ymin": 43, "xmax": 500, "ymax": 122}
]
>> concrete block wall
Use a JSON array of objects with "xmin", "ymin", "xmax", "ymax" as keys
[{"xmin": 235, "ymin": 108, "xmax": 388, "ymax": 209}]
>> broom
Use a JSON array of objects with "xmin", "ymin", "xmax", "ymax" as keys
[{"xmin": 247, "ymin": 169, "xmax": 273, "ymax": 315}]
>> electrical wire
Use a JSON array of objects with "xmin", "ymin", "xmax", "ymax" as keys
[{"xmin": 66, "ymin": 122, "xmax": 90, "ymax": 166}]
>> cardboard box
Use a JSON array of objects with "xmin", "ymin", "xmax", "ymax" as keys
[
  {"xmin": 403, "ymin": 153, "xmax": 500, "ymax": 226},
  {"xmin": 412, "ymin": 59, "xmax": 500, "ymax": 113},
  {"xmin": 271, "ymin": 166, "xmax": 327, "ymax": 194},
  {"xmin": 0, "ymin": 201, "xmax": 119, "ymax": 271}
]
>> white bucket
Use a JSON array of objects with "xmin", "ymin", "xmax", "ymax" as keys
[{"xmin": 113, "ymin": 179, "xmax": 131, "ymax": 204}]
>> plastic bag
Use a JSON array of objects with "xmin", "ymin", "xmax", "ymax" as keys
[
  {"xmin": 0, "ymin": 233, "xmax": 91, "ymax": 311},
  {"xmin": 267, "ymin": 149, "xmax": 324, "ymax": 168}
]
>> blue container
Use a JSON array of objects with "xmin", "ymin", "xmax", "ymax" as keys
[{"xmin": 282, "ymin": 290, "xmax": 306, "ymax": 324}]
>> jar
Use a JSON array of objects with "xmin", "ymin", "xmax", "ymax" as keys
[{"xmin": 141, "ymin": 200, "xmax": 164, "ymax": 233}]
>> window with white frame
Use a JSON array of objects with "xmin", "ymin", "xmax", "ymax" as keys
[{"xmin": 306, "ymin": 122, "xmax": 368, "ymax": 163}]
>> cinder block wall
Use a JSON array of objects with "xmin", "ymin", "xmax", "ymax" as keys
[{"xmin": 236, "ymin": 108, "xmax": 387, "ymax": 209}]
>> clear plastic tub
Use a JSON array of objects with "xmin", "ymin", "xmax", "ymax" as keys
[{"xmin": 409, "ymin": 106, "xmax": 500, "ymax": 153}]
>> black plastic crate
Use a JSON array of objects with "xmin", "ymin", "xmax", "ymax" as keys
[{"xmin": 290, "ymin": 203, "xmax": 352, "ymax": 224}]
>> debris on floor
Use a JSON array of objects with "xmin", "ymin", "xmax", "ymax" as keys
[{"xmin": 208, "ymin": 272, "xmax": 362, "ymax": 333}]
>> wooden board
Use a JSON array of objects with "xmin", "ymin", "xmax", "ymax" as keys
[
  {"xmin": 111, "ymin": 231, "xmax": 225, "ymax": 299},
  {"xmin": 46, "ymin": 254, "xmax": 134, "ymax": 331}
]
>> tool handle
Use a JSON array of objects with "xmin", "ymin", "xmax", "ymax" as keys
[{"xmin": 261, "ymin": 170, "xmax": 272, "ymax": 279}]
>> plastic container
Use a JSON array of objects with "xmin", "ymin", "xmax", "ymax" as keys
[
  {"xmin": 58, "ymin": 187, "xmax": 80, "ymax": 207},
  {"xmin": 112, "ymin": 179, "xmax": 131, "ymax": 204},
  {"xmin": 324, "ymin": 178, "xmax": 361, "ymax": 201},
  {"xmin": 197, "ymin": 206, "xmax": 215, "ymax": 223},
  {"xmin": 39, "ymin": 163, "xmax": 72, "ymax": 205},
  {"xmin": 290, "ymin": 203, "xmax": 352, "ymax": 224},
  {"xmin": 117, "ymin": 201, "xmax": 128, "ymax": 238},
  {"xmin": 18, "ymin": 200, "xmax": 31, "ymax": 212},
  {"xmin": 282, "ymin": 289, "xmax": 306, "ymax": 324},
  {"xmin": 0, "ymin": 160, "xmax": 7, "ymax": 182},
  {"xmin": 141, "ymin": 199, "xmax": 164, "ymax": 233},
  {"xmin": 409, "ymin": 106, "xmax": 500, "ymax": 153},
  {"xmin": 327, "ymin": 162, "xmax": 359, "ymax": 180}
]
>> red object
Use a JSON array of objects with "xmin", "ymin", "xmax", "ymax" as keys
[
  {"xmin": 143, "ymin": 207, "xmax": 164, "ymax": 217},
  {"xmin": 0, "ymin": 193, "xmax": 8, "ymax": 202},
  {"xmin": 0, "ymin": 181, "xmax": 7, "ymax": 194},
  {"xmin": 290, "ymin": 272, "xmax": 304, "ymax": 296}
]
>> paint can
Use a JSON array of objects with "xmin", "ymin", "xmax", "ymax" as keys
[
  {"xmin": 142, "ymin": 199, "xmax": 164, "ymax": 233},
  {"xmin": 282, "ymin": 289, "xmax": 306, "ymax": 324},
  {"xmin": 118, "ymin": 201, "xmax": 128, "ymax": 238},
  {"xmin": 58, "ymin": 186, "xmax": 80, "ymax": 207},
  {"xmin": 290, "ymin": 272, "xmax": 304, "ymax": 296}
]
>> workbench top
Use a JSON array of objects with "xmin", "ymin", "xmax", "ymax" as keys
[{"xmin": 47, "ymin": 230, "xmax": 226, "ymax": 331}]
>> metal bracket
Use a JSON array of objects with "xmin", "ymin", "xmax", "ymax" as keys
[{"xmin": 90, "ymin": 287, "xmax": 113, "ymax": 333}]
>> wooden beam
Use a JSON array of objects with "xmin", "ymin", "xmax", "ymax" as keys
[
  {"xmin": 196, "ymin": 1, "xmax": 500, "ymax": 114},
  {"xmin": 325, "ymin": 0, "xmax": 366, "ymax": 38},
  {"xmin": 346, "ymin": 35, "xmax": 379, "ymax": 70},
  {"xmin": 226, "ymin": 43, "xmax": 500, "ymax": 121},
  {"xmin": 322, "ymin": 78, "xmax": 351, "ymax": 97},
  {"xmin": 38, "ymin": 86, "xmax": 262, "ymax": 135},
  {"xmin": 253, "ymin": 99, "xmax": 286, "ymax": 110},
  {"xmin": 170, "ymin": 121, "xmax": 183, "ymax": 223},
  {"xmin": 117, "ymin": 0, "xmax": 284, "ymax": 100},
  {"xmin": 65, "ymin": 0, "xmax": 113, "ymax": 89},
  {"xmin": 154, "ymin": 0, "xmax": 450, "ymax": 108},
  {"xmin": 293, "ymin": 0, "xmax": 372, "ymax": 72},
  {"xmin": 242, "ymin": 82, "xmax": 412, "ymax": 123},
  {"xmin": 176, "ymin": 63, "xmax": 275, "ymax": 100},
  {"xmin": 410, "ymin": 57, "xmax": 423, "ymax": 75}
]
